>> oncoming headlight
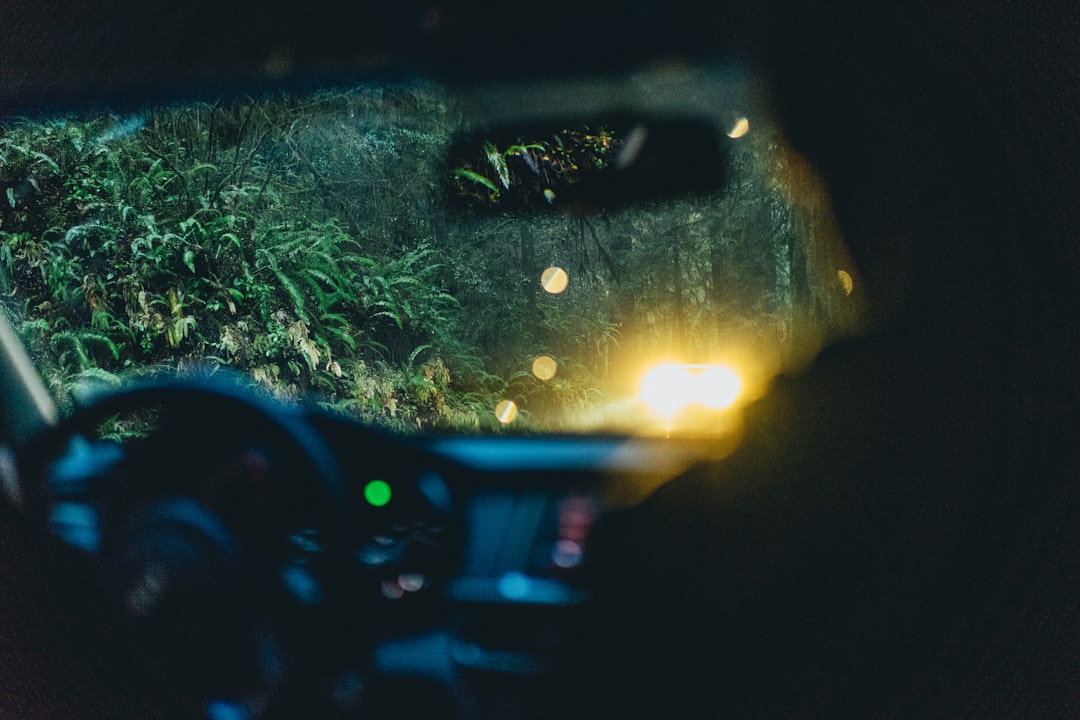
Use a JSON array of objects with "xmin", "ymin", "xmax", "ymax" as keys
[{"xmin": 638, "ymin": 363, "xmax": 742, "ymax": 419}]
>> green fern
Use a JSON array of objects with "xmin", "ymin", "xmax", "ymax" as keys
[{"xmin": 51, "ymin": 329, "xmax": 119, "ymax": 371}]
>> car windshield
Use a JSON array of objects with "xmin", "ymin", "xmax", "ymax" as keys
[{"xmin": 0, "ymin": 71, "xmax": 864, "ymax": 436}]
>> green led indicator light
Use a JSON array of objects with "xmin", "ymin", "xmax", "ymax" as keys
[{"xmin": 363, "ymin": 479, "xmax": 392, "ymax": 507}]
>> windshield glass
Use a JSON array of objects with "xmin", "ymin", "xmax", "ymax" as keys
[{"xmin": 0, "ymin": 75, "xmax": 864, "ymax": 435}]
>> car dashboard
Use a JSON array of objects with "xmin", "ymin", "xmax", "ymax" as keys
[{"xmin": 5, "ymin": 371, "xmax": 708, "ymax": 719}]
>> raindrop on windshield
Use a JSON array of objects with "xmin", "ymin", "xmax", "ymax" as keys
[
  {"xmin": 725, "ymin": 113, "xmax": 750, "ymax": 139},
  {"xmin": 532, "ymin": 355, "xmax": 558, "ymax": 381},
  {"xmin": 495, "ymin": 399, "xmax": 519, "ymax": 424},
  {"xmin": 837, "ymin": 269, "xmax": 854, "ymax": 296},
  {"xmin": 540, "ymin": 266, "xmax": 569, "ymax": 294}
]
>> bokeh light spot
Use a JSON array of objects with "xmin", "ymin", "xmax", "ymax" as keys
[
  {"xmin": 495, "ymin": 399, "xmax": 519, "ymax": 424},
  {"xmin": 531, "ymin": 355, "xmax": 558, "ymax": 380},
  {"xmin": 541, "ymin": 266, "xmax": 569, "ymax": 294},
  {"xmin": 552, "ymin": 539, "xmax": 584, "ymax": 568},
  {"xmin": 837, "ymin": 269, "xmax": 854, "ymax": 295},
  {"xmin": 498, "ymin": 572, "xmax": 531, "ymax": 600},
  {"xmin": 381, "ymin": 579, "xmax": 405, "ymax": 600},
  {"xmin": 726, "ymin": 113, "xmax": 750, "ymax": 139},
  {"xmin": 397, "ymin": 573, "xmax": 426, "ymax": 592},
  {"xmin": 363, "ymin": 479, "xmax": 392, "ymax": 507}
]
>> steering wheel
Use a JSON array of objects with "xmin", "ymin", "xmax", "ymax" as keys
[{"xmin": 17, "ymin": 372, "xmax": 455, "ymax": 717}]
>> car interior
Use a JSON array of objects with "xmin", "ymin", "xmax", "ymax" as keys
[{"xmin": 0, "ymin": 2, "xmax": 1076, "ymax": 719}]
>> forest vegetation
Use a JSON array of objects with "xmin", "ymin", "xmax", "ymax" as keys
[{"xmin": 0, "ymin": 82, "xmax": 862, "ymax": 433}]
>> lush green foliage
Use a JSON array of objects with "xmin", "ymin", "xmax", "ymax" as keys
[
  {"xmin": 0, "ymin": 84, "xmax": 860, "ymax": 433},
  {"xmin": 451, "ymin": 126, "xmax": 617, "ymax": 209}
]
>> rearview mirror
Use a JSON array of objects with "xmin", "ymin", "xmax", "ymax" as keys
[{"xmin": 447, "ymin": 116, "xmax": 731, "ymax": 213}]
